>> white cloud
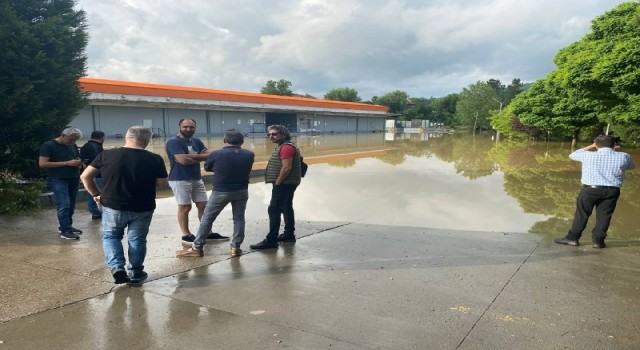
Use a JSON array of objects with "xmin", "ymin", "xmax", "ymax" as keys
[{"xmin": 76, "ymin": 0, "xmax": 627, "ymax": 99}]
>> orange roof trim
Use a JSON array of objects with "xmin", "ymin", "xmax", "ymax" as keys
[{"xmin": 79, "ymin": 77, "xmax": 389, "ymax": 113}]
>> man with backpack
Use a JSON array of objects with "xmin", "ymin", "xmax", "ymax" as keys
[{"xmin": 250, "ymin": 125, "xmax": 303, "ymax": 249}]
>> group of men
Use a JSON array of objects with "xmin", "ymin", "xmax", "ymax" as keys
[
  {"xmin": 39, "ymin": 121, "xmax": 302, "ymax": 284},
  {"xmin": 40, "ymin": 123, "xmax": 633, "ymax": 285}
]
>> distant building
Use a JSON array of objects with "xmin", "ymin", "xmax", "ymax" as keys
[{"xmin": 72, "ymin": 78, "xmax": 389, "ymax": 137}]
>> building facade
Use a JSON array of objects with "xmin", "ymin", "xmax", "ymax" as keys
[{"xmin": 72, "ymin": 78, "xmax": 389, "ymax": 137}]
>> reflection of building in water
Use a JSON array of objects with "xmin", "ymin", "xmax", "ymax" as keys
[
  {"xmin": 385, "ymin": 119, "xmax": 450, "ymax": 135},
  {"xmin": 71, "ymin": 78, "xmax": 388, "ymax": 137}
]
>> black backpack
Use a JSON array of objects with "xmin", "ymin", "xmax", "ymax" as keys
[{"xmin": 300, "ymin": 157, "xmax": 308, "ymax": 177}]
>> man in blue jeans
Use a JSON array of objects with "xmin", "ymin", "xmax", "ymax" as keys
[
  {"xmin": 39, "ymin": 127, "xmax": 84, "ymax": 240},
  {"xmin": 80, "ymin": 130, "xmax": 105, "ymax": 220},
  {"xmin": 81, "ymin": 126, "xmax": 168, "ymax": 284},
  {"xmin": 176, "ymin": 129, "xmax": 255, "ymax": 258}
]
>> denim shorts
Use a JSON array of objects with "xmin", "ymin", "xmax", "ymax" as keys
[{"xmin": 168, "ymin": 180, "xmax": 208, "ymax": 205}]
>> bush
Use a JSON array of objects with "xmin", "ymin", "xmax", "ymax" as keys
[{"xmin": 0, "ymin": 171, "xmax": 44, "ymax": 214}]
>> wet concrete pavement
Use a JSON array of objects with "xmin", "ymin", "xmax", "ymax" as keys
[{"xmin": 1, "ymin": 208, "xmax": 640, "ymax": 349}]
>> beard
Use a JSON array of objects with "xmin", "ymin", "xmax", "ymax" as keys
[{"xmin": 179, "ymin": 129, "xmax": 195, "ymax": 139}]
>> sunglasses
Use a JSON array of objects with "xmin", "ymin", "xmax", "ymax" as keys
[{"xmin": 267, "ymin": 132, "xmax": 280, "ymax": 136}]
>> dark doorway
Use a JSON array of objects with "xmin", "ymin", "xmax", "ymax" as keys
[{"xmin": 265, "ymin": 112, "xmax": 297, "ymax": 132}]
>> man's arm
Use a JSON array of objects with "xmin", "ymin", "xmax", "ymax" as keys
[
  {"xmin": 569, "ymin": 143, "xmax": 597, "ymax": 161},
  {"xmin": 275, "ymin": 158, "xmax": 293, "ymax": 185},
  {"xmin": 39, "ymin": 156, "xmax": 82, "ymax": 168},
  {"xmin": 156, "ymin": 177, "xmax": 169, "ymax": 187},
  {"xmin": 168, "ymin": 140, "xmax": 209, "ymax": 165},
  {"xmin": 80, "ymin": 165, "xmax": 101, "ymax": 197}
]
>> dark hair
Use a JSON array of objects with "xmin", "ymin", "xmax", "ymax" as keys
[
  {"xmin": 224, "ymin": 129, "xmax": 244, "ymax": 146},
  {"xmin": 594, "ymin": 135, "xmax": 614, "ymax": 148},
  {"xmin": 178, "ymin": 118, "xmax": 196, "ymax": 126},
  {"xmin": 267, "ymin": 124, "xmax": 291, "ymax": 141},
  {"xmin": 90, "ymin": 131, "xmax": 105, "ymax": 139}
]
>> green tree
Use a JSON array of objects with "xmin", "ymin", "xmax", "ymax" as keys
[
  {"xmin": 495, "ymin": 2, "xmax": 640, "ymax": 143},
  {"xmin": 454, "ymin": 81, "xmax": 496, "ymax": 130},
  {"xmin": 324, "ymin": 87, "xmax": 362, "ymax": 102},
  {"xmin": 556, "ymin": 2, "xmax": 640, "ymax": 126},
  {"xmin": 0, "ymin": 0, "xmax": 88, "ymax": 177},
  {"xmin": 372, "ymin": 90, "xmax": 409, "ymax": 114},
  {"xmin": 260, "ymin": 79, "xmax": 293, "ymax": 96}
]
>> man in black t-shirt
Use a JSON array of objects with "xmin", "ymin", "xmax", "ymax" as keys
[
  {"xmin": 80, "ymin": 130, "xmax": 105, "ymax": 220},
  {"xmin": 81, "ymin": 126, "xmax": 168, "ymax": 285},
  {"xmin": 39, "ymin": 127, "xmax": 84, "ymax": 240}
]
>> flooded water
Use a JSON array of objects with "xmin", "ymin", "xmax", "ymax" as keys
[{"xmin": 104, "ymin": 132, "xmax": 640, "ymax": 238}]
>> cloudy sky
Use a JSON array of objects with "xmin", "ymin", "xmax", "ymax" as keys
[{"xmin": 76, "ymin": 0, "xmax": 627, "ymax": 100}]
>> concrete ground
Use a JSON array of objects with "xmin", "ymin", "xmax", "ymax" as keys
[{"xmin": 1, "ymin": 207, "xmax": 640, "ymax": 349}]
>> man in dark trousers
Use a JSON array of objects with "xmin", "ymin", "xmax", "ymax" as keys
[
  {"xmin": 39, "ymin": 127, "xmax": 84, "ymax": 240},
  {"xmin": 555, "ymin": 135, "xmax": 635, "ymax": 248},
  {"xmin": 80, "ymin": 131, "xmax": 105, "ymax": 220},
  {"xmin": 250, "ymin": 125, "xmax": 303, "ymax": 250},
  {"xmin": 81, "ymin": 126, "xmax": 168, "ymax": 284},
  {"xmin": 176, "ymin": 129, "xmax": 255, "ymax": 258}
]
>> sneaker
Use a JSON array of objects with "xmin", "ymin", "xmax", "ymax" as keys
[
  {"xmin": 128, "ymin": 271, "xmax": 148, "ymax": 284},
  {"xmin": 58, "ymin": 227, "xmax": 83, "ymax": 235},
  {"xmin": 231, "ymin": 247, "xmax": 242, "ymax": 257},
  {"xmin": 181, "ymin": 234, "xmax": 196, "ymax": 243},
  {"xmin": 176, "ymin": 247, "xmax": 204, "ymax": 257},
  {"xmin": 554, "ymin": 236, "xmax": 579, "ymax": 246},
  {"xmin": 592, "ymin": 241, "xmax": 606, "ymax": 249},
  {"xmin": 207, "ymin": 232, "xmax": 229, "ymax": 241},
  {"xmin": 60, "ymin": 231, "xmax": 80, "ymax": 240},
  {"xmin": 91, "ymin": 214, "xmax": 102, "ymax": 220},
  {"xmin": 250, "ymin": 239, "xmax": 278, "ymax": 250},
  {"xmin": 277, "ymin": 234, "xmax": 296, "ymax": 242},
  {"xmin": 112, "ymin": 269, "xmax": 130, "ymax": 284}
]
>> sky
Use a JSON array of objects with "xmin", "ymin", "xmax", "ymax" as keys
[{"xmin": 75, "ymin": 0, "xmax": 629, "ymax": 101}]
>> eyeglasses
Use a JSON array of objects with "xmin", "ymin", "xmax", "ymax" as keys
[{"xmin": 267, "ymin": 132, "xmax": 279, "ymax": 136}]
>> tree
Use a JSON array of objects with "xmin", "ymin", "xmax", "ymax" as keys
[
  {"xmin": 260, "ymin": 79, "xmax": 293, "ymax": 96},
  {"xmin": 372, "ymin": 90, "xmax": 409, "ymax": 114},
  {"xmin": 454, "ymin": 81, "xmax": 496, "ymax": 129},
  {"xmin": 556, "ymin": 2, "xmax": 640, "ymax": 126},
  {"xmin": 324, "ymin": 87, "xmax": 362, "ymax": 102},
  {"xmin": 496, "ymin": 3, "xmax": 640, "ymax": 142},
  {"xmin": 0, "ymin": 0, "xmax": 88, "ymax": 177}
]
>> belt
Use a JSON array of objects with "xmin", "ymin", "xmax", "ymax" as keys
[{"xmin": 582, "ymin": 185, "xmax": 619, "ymax": 189}]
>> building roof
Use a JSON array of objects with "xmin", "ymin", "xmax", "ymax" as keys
[{"xmin": 79, "ymin": 77, "xmax": 389, "ymax": 116}]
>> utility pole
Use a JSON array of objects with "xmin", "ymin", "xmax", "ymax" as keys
[{"xmin": 492, "ymin": 98, "xmax": 503, "ymax": 141}]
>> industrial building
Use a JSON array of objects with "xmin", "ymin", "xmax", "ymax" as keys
[{"xmin": 71, "ymin": 78, "xmax": 389, "ymax": 137}]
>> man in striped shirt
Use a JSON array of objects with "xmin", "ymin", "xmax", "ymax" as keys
[{"xmin": 555, "ymin": 135, "xmax": 635, "ymax": 248}]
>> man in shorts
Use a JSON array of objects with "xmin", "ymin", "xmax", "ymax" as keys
[{"xmin": 165, "ymin": 118, "xmax": 228, "ymax": 243}]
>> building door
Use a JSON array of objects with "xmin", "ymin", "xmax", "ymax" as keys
[{"xmin": 265, "ymin": 112, "xmax": 297, "ymax": 132}]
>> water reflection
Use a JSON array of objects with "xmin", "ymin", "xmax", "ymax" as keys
[{"xmin": 105, "ymin": 133, "xmax": 639, "ymax": 238}]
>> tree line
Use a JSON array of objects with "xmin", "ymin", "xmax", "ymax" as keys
[
  {"xmin": 2, "ymin": 1, "xmax": 638, "ymax": 179},
  {"xmin": 262, "ymin": 2, "xmax": 639, "ymax": 144}
]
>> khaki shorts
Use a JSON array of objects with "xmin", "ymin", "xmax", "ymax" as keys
[{"xmin": 169, "ymin": 180, "xmax": 208, "ymax": 205}]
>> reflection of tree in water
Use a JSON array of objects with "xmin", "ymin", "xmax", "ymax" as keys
[
  {"xmin": 376, "ymin": 149, "xmax": 406, "ymax": 165},
  {"xmin": 449, "ymin": 134, "xmax": 498, "ymax": 180},
  {"xmin": 328, "ymin": 159, "xmax": 357, "ymax": 168},
  {"xmin": 489, "ymin": 141, "xmax": 640, "ymax": 238},
  {"xmin": 378, "ymin": 133, "xmax": 498, "ymax": 180}
]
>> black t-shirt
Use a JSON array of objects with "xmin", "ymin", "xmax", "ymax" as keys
[
  {"xmin": 80, "ymin": 140, "xmax": 104, "ymax": 177},
  {"xmin": 91, "ymin": 147, "xmax": 168, "ymax": 212},
  {"xmin": 204, "ymin": 146, "xmax": 255, "ymax": 192},
  {"xmin": 39, "ymin": 140, "xmax": 81, "ymax": 179}
]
